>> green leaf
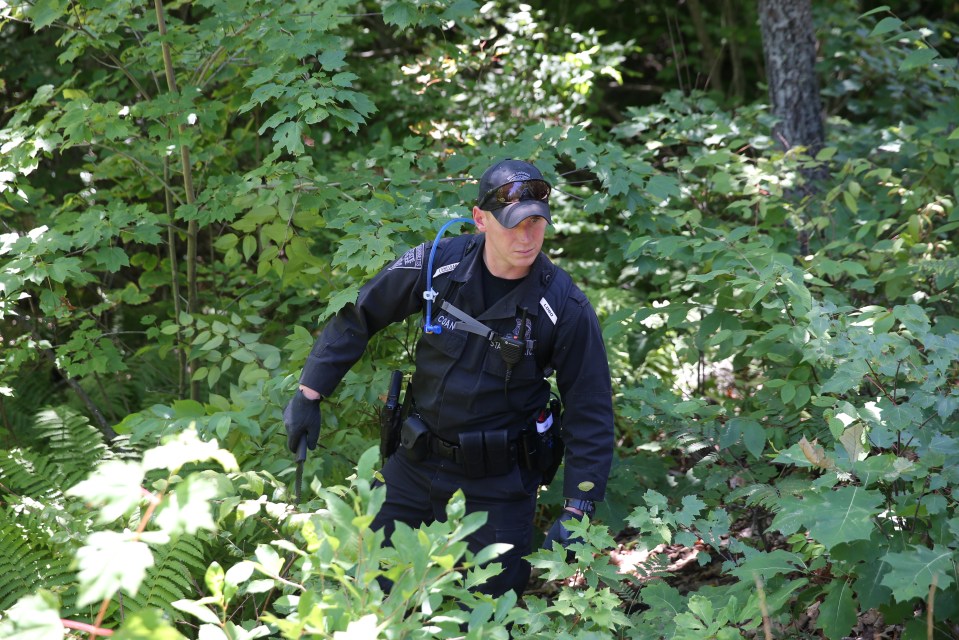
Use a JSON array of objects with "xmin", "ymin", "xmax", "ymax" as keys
[
  {"xmin": 820, "ymin": 360, "xmax": 869, "ymax": 394},
  {"xmin": 113, "ymin": 609, "xmax": 189, "ymax": 640},
  {"xmin": 645, "ymin": 174, "xmax": 681, "ymax": 202},
  {"xmin": 675, "ymin": 494, "xmax": 707, "ymax": 527},
  {"xmin": 869, "ymin": 16, "xmax": 902, "ymax": 37},
  {"xmin": 255, "ymin": 544, "xmax": 283, "ymax": 576},
  {"xmin": 771, "ymin": 487, "xmax": 883, "ymax": 551},
  {"xmin": 781, "ymin": 382, "xmax": 796, "ymax": 405},
  {"xmin": 817, "ymin": 581, "xmax": 858, "ymax": 640},
  {"xmin": 224, "ymin": 561, "xmax": 255, "ymax": 601},
  {"xmin": 899, "ymin": 48, "xmax": 939, "ymax": 71},
  {"xmin": 728, "ymin": 548, "xmax": 805, "ymax": 581},
  {"xmin": 854, "ymin": 558, "xmax": 893, "ymax": 610},
  {"xmin": 273, "ymin": 120, "xmax": 305, "ymax": 155},
  {"xmin": 48, "ymin": 256, "xmax": 83, "ymax": 283},
  {"xmin": 171, "ymin": 599, "xmax": 221, "ymax": 625},
  {"xmin": 25, "ymin": 0, "xmax": 68, "ymax": 29},
  {"xmin": 383, "ymin": 1, "xmax": 417, "ymax": 28},
  {"xmin": 741, "ymin": 419, "xmax": 766, "ymax": 459},
  {"xmin": 859, "ymin": 5, "xmax": 891, "ymax": 19},
  {"xmin": 880, "ymin": 545, "xmax": 956, "ymax": 602},
  {"xmin": 317, "ymin": 49, "xmax": 347, "ymax": 70},
  {"xmin": 205, "ymin": 561, "xmax": 225, "ymax": 601},
  {"xmin": 91, "ymin": 246, "xmax": 130, "ymax": 272},
  {"xmin": 639, "ymin": 580, "xmax": 684, "ymax": 616}
]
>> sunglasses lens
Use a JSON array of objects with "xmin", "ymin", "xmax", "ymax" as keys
[{"xmin": 488, "ymin": 180, "xmax": 550, "ymax": 207}]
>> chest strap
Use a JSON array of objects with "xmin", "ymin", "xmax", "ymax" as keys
[{"xmin": 439, "ymin": 300, "xmax": 536, "ymax": 351}]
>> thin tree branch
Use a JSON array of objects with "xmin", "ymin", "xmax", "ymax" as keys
[
  {"xmin": 33, "ymin": 331, "xmax": 118, "ymax": 443},
  {"xmin": 154, "ymin": 0, "xmax": 200, "ymax": 400}
]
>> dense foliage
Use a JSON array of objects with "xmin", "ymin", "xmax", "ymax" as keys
[{"xmin": 1, "ymin": 0, "xmax": 957, "ymax": 638}]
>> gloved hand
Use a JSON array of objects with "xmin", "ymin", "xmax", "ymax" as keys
[
  {"xmin": 543, "ymin": 509, "xmax": 584, "ymax": 551},
  {"xmin": 283, "ymin": 390, "xmax": 321, "ymax": 453}
]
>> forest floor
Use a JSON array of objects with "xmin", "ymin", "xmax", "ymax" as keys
[{"xmin": 528, "ymin": 522, "xmax": 958, "ymax": 640}]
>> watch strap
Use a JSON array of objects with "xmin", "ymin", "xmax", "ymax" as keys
[{"xmin": 564, "ymin": 498, "xmax": 595, "ymax": 515}]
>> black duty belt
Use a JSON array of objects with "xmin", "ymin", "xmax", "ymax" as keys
[
  {"xmin": 429, "ymin": 435, "xmax": 467, "ymax": 464},
  {"xmin": 427, "ymin": 430, "xmax": 522, "ymax": 477}
]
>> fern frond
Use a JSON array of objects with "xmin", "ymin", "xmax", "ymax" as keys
[
  {"xmin": 727, "ymin": 477, "xmax": 810, "ymax": 511},
  {"xmin": 31, "ymin": 407, "xmax": 108, "ymax": 487},
  {"xmin": 66, "ymin": 348, "xmax": 180, "ymax": 421},
  {"xmin": 727, "ymin": 483, "xmax": 780, "ymax": 509},
  {"xmin": 120, "ymin": 533, "xmax": 210, "ymax": 619},
  {"xmin": 0, "ymin": 502, "xmax": 79, "ymax": 613},
  {"xmin": 0, "ymin": 448, "xmax": 70, "ymax": 501},
  {"xmin": 0, "ymin": 367, "xmax": 57, "ymax": 443}
]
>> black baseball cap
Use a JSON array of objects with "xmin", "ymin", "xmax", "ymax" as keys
[{"xmin": 476, "ymin": 159, "xmax": 552, "ymax": 229}]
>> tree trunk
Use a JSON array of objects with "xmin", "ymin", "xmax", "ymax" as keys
[{"xmin": 757, "ymin": 0, "xmax": 824, "ymax": 154}]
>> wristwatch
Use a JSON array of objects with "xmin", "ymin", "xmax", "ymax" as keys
[{"xmin": 564, "ymin": 498, "xmax": 595, "ymax": 515}]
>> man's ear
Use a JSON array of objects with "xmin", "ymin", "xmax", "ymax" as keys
[{"xmin": 472, "ymin": 206, "xmax": 488, "ymax": 231}]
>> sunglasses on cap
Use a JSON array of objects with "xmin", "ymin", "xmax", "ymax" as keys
[{"xmin": 479, "ymin": 179, "xmax": 551, "ymax": 211}]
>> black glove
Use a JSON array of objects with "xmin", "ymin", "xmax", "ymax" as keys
[
  {"xmin": 283, "ymin": 390, "xmax": 321, "ymax": 453},
  {"xmin": 543, "ymin": 509, "xmax": 583, "ymax": 551}
]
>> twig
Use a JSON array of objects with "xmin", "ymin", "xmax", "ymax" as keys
[
  {"xmin": 87, "ymin": 143, "xmax": 186, "ymax": 207},
  {"xmin": 154, "ymin": 0, "xmax": 200, "ymax": 400},
  {"xmin": 927, "ymin": 574, "xmax": 937, "ymax": 640},
  {"xmin": 34, "ymin": 331, "xmax": 118, "ymax": 442},
  {"xmin": 62, "ymin": 619, "xmax": 114, "ymax": 636},
  {"xmin": 864, "ymin": 359, "xmax": 901, "ymax": 407},
  {"xmin": 753, "ymin": 573, "xmax": 773, "ymax": 640}
]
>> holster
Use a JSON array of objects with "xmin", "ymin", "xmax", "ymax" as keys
[
  {"xmin": 379, "ymin": 371, "xmax": 405, "ymax": 462},
  {"xmin": 519, "ymin": 398, "xmax": 565, "ymax": 486}
]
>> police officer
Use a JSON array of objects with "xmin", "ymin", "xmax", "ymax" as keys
[{"xmin": 283, "ymin": 158, "xmax": 615, "ymax": 597}]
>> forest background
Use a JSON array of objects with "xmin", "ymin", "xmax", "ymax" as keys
[{"xmin": 1, "ymin": 0, "xmax": 958, "ymax": 638}]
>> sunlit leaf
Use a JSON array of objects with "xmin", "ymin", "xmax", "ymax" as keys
[{"xmin": 76, "ymin": 531, "xmax": 154, "ymax": 606}]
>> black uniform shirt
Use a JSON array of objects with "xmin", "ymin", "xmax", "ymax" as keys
[{"xmin": 299, "ymin": 233, "xmax": 614, "ymax": 501}]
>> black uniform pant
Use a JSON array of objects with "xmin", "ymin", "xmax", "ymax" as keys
[{"xmin": 371, "ymin": 449, "xmax": 541, "ymax": 598}]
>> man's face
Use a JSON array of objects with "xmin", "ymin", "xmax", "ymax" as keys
[{"xmin": 473, "ymin": 206, "xmax": 548, "ymax": 279}]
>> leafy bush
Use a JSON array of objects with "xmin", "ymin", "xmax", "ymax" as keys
[{"xmin": 1, "ymin": 1, "xmax": 958, "ymax": 639}]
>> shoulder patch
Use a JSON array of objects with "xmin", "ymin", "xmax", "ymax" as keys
[
  {"xmin": 433, "ymin": 262, "xmax": 459, "ymax": 278},
  {"xmin": 389, "ymin": 244, "xmax": 425, "ymax": 271}
]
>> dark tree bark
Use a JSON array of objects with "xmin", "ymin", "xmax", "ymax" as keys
[
  {"xmin": 757, "ymin": 0, "xmax": 825, "ymax": 154},
  {"xmin": 758, "ymin": 0, "xmax": 827, "ymax": 255}
]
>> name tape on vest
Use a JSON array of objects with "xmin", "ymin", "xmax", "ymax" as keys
[
  {"xmin": 540, "ymin": 297, "xmax": 557, "ymax": 325},
  {"xmin": 432, "ymin": 262, "xmax": 459, "ymax": 279}
]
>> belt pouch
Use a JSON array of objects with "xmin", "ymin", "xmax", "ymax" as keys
[
  {"xmin": 400, "ymin": 415, "xmax": 430, "ymax": 462},
  {"xmin": 458, "ymin": 432, "xmax": 486, "ymax": 477},
  {"xmin": 483, "ymin": 430, "xmax": 510, "ymax": 476}
]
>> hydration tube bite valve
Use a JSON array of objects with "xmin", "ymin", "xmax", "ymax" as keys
[{"xmin": 423, "ymin": 217, "xmax": 476, "ymax": 334}]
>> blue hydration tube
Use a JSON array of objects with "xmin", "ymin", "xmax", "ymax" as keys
[{"xmin": 423, "ymin": 217, "xmax": 475, "ymax": 333}]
